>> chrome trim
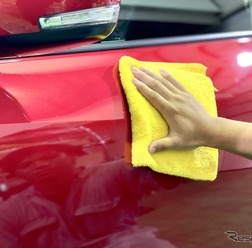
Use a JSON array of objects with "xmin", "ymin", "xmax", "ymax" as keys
[
  {"xmin": 57, "ymin": 30, "xmax": 252, "ymax": 54},
  {"xmin": 39, "ymin": 4, "xmax": 120, "ymax": 30}
]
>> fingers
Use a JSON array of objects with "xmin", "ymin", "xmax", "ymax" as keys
[
  {"xmin": 132, "ymin": 67, "xmax": 187, "ymax": 94},
  {"xmin": 132, "ymin": 67, "xmax": 185, "ymax": 98},
  {"xmin": 132, "ymin": 76, "xmax": 168, "ymax": 112},
  {"xmin": 131, "ymin": 67, "xmax": 185, "ymax": 118},
  {"xmin": 149, "ymin": 137, "xmax": 178, "ymax": 153},
  {"xmin": 132, "ymin": 67, "xmax": 179, "ymax": 98},
  {"xmin": 131, "ymin": 67, "xmax": 193, "ymax": 154},
  {"xmin": 159, "ymin": 68, "xmax": 187, "ymax": 92}
]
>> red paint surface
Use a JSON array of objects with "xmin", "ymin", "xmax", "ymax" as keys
[
  {"xmin": 0, "ymin": 36, "xmax": 252, "ymax": 171},
  {"xmin": 0, "ymin": 34, "xmax": 252, "ymax": 247}
]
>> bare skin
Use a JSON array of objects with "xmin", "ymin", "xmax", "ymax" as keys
[{"xmin": 131, "ymin": 67, "xmax": 252, "ymax": 160}]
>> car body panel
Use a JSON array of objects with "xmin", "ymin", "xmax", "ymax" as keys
[
  {"xmin": 0, "ymin": 31, "xmax": 252, "ymax": 247},
  {"xmin": 1, "ymin": 33, "xmax": 252, "ymax": 170}
]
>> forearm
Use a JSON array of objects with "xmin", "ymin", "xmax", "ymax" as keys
[{"xmin": 206, "ymin": 117, "xmax": 252, "ymax": 160}]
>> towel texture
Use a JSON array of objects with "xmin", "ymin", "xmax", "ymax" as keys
[{"xmin": 118, "ymin": 56, "xmax": 218, "ymax": 181}]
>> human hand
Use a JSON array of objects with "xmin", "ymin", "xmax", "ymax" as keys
[{"xmin": 131, "ymin": 67, "xmax": 217, "ymax": 153}]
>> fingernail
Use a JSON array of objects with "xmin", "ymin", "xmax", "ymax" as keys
[
  {"xmin": 132, "ymin": 77, "xmax": 139, "ymax": 85},
  {"xmin": 131, "ymin": 66, "xmax": 138, "ymax": 72},
  {"xmin": 139, "ymin": 67, "xmax": 148, "ymax": 72},
  {"xmin": 160, "ymin": 68, "xmax": 169, "ymax": 76},
  {"xmin": 149, "ymin": 146, "xmax": 156, "ymax": 153}
]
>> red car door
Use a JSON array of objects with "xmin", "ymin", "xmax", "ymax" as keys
[{"xmin": 0, "ymin": 1, "xmax": 251, "ymax": 247}]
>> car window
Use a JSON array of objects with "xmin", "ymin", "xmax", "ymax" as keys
[{"xmin": 104, "ymin": 0, "xmax": 251, "ymax": 42}]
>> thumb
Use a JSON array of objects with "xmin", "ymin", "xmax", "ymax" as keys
[{"xmin": 149, "ymin": 137, "xmax": 178, "ymax": 153}]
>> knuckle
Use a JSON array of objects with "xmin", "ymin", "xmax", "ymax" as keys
[
  {"xmin": 156, "ymin": 141, "xmax": 171, "ymax": 151},
  {"xmin": 172, "ymin": 93, "xmax": 187, "ymax": 104},
  {"xmin": 167, "ymin": 105, "xmax": 178, "ymax": 115},
  {"xmin": 157, "ymin": 143, "xmax": 166, "ymax": 151},
  {"xmin": 148, "ymin": 90, "xmax": 158, "ymax": 100},
  {"xmin": 170, "ymin": 138, "xmax": 182, "ymax": 148},
  {"xmin": 149, "ymin": 79, "xmax": 159, "ymax": 90}
]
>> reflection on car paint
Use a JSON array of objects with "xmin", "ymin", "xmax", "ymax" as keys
[{"xmin": 0, "ymin": 123, "xmax": 180, "ymax": 247}]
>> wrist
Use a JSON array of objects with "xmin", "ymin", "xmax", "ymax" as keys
[
  {"xmin": 200, "ymin": 116, "xmax": 224, "ymax": 149},
  {"xmin": 203, "ymin": 117, "xmax": 241, "ymax": 151}
]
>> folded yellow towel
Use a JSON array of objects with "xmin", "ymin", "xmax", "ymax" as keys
[{"xmin": 118, "ymin": 56, "xmax": 218, "ymax": 181}]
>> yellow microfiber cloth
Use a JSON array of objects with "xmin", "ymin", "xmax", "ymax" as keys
[{"xmin": 118, "ymin": 56, "xmax": 218, "ymax": 181}]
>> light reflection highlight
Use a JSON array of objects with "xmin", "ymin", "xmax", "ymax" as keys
[{"xmin": 237, "ymin": 52, "xmax": 252, "ymax": 67}]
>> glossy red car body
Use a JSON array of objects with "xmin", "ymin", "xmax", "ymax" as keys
[{"xmin": 0, "ymin": 1, "xmax": 252, "ymax": 247}]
